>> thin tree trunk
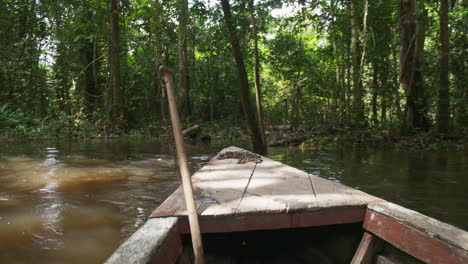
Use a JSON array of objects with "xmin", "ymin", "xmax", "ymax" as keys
[
  {"xmin": 380, "ymin": 55, "xmax": 389, "ymax": 123},
  {"xmin": 397, "ymin": 0, "xmax": 428, "ymax": 131},
  {"xmin": 346, "ymin": 26, "xmax": 352, "ymax": 123},
  {"xmin": 220, "ymin": 0, "xmax": 266, "ymax": 154},
  {"xmin": 178, "ymin": 0, "xmax": 190, "ymax": 122},
  {"xmin": 392, "ymin": 45, "xmax": 402, "ymax": 120},
  {"xmin": 108, "ymin": 0, "xmax": 124, "ymax": 129},
  {"xmin": 350, "ymin": 0, "xmax": 364, "ymax": 123},
  {"xmin": 437, "ymin": 0, "xmax": 450, "ymax": 133},
  {"xmin": 371, "ymin": 64, "xmax": 378, "ymax": 126},
  {"xmin": 207, "ymin": 29, "xmax": 215, "ymax": 122},
  {"xmin": 249, "ymin": 0, "xmax": 266, "ymax": 146},
  {"xmin": 153, "ymin": 0, "xmax": 163, "ymax": 121},
  {"xmin": 330, "ymin": 0, "xmax": 341, "ymax": 112},
  {"xmin": 359, "ymin": 0, "xmax": 369, "ymax": 72}
]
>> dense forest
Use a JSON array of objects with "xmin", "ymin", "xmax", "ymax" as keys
[{"xmin": 0, "ymin": 0, "xmax": 466, "ymax": 150}]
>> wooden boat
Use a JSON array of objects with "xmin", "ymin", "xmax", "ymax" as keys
[{"xmin": 106, "ymin": 146, "xmax": 468, "ymax": 264}]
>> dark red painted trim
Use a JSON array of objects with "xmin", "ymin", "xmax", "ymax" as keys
[
  {"xmin": 176, "ymin": 207, "xmax": 366, "ymax": 234},
  {"xmin": 150, "ymin": 227, "xmax": 183, "ymax": 264},
  {"xmin": 363, "ymin": 209, "xmax": 468, "ymax": 264},
  {"xmin": 351, "ymin": 232, "xmax": 383, "ymax": 264}
]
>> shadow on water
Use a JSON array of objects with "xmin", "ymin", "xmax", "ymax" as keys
[{"xmin": 0, "ymin": 139, "xmax": 466, "ymax": 263}]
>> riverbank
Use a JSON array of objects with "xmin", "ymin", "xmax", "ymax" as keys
[{"xmin": 1, "ymin": 120, "xmax": 466, "ymax": 151}]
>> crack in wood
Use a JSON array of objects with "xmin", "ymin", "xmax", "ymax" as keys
[{"xmin": 235, "ymin": 162, "xmax": 258, "ymax": 212}]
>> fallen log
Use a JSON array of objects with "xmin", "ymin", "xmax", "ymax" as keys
[
  {"xmin": 182, "ymin": 124, "xmax": 200, "ymax": 137},
  {"xmin": 268, "ymin": 136, "xmax": 307, "ymax": 147}
]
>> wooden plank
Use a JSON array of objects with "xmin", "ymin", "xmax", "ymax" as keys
[
  {"xmin": 364, "ymin": 202, "xmax": 468, "ymax": 264},
  {"xmin": 193, "ymin": 156, "xmax": 256, "ymax": 216},
  {"xmin": 150, "ymin": 146, "xmax": 256, "ymax": 217},
  {"xmin": 292, "ymin": 207, "xmax": 367, "ymax": 228},
  {"xmin": 151, "ymin": 146, "xmax": 379, "ymax": 221},
  {"xmin": 236, "ymin": 157, "xmax": 319, "ymax": 213},
  {"xmin": 351, "ymin": 232, "xmax": 383, "ymax": 264},
  {"xmin": 176, "ymin": 207, "xmax": 367, "ymax": 234},
  {"xmin": 105, "ymin": 217, "xmax": 180, "ymax": 264},
  {"xmin": 310, "ymin": 174, "xmax": 382, "ymax": 209},
  {"xmin": 151, "ymin": 187, "xmax": 186, "ymax": 217},
  {"xmin": 368, "ymin": 202, "xmax": 468, "ymax": 251}
]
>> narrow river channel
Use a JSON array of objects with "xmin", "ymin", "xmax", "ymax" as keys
[{"xmin": 0, "ymin": 139, "xmax": 466, "ymax": 264}]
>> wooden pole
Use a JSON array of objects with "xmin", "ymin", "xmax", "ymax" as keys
[{"xmin": 159, "ymin": 65, "xmax": 205, "ymax": 264}]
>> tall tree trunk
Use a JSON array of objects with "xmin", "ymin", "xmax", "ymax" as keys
[
  {"xmin": 380, "ymin": 55, "xmax": 389, "ymax": 123},
  {"xmin": 178, "ymin": 0, "xmax": 190, "ymax": 122},
  {"xmin": 452, "ymin": 0, "xmax": 467, "ymax": 128},
  {"xmin": 220, "ymin": 0, "xmax": 266, "ymax": 154},
  {"xmin": 392, "ymin": 45, "xmax": 402, "ymax": 120},
  {"xmin": 437, "ymin": 0, "xmax": 450, "ymax": 133},
  {"xmin": 397, "ymin": 0, "xmax": 428, "ymax": 131},
  {"xmin": 350, "ymin": 0, "xmax": 364, "ymax": 124},
  {"xmin": 207, "ymin": 25, "xmax": 215, "ymax": 122},
  {"xmin": 371, "ymin": 64, "xmax": 378, "ymax": 126},
  {"xmin": 330, "ymin": 0, "xmax": 341, "ymax": 114},
  {"xmin": 293, "ymin": 36, "xmax": 303, "ymax": 122},
  {"xmin": 346, "ymin": 24, "xmax": 352, "ymax": 123},
  {"xmin": 108, "ymin": 0, "xmax": 124, "ymax": 129},
  {"xmin": 153, "ymin": 0, "xmax": 163, "ymax": 121},
  {"xmin": 249, "ymin": 0, "xmax": 266, "ymax": 146},
  {"xmin": 83, "ymin": 40, "xmax": 97, "ymax": 114},
  {"xmin": 81, "ymin": 5, "xmax": 98, "ymax": 114}
]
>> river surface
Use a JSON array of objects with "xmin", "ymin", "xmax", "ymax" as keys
[{"xmin": 0, "ymin": 139, "xmax": 466, "ymax": 264}]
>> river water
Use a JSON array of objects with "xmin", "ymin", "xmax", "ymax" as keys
[{"xmin": 0, "ymin": 139, "xmax": 466, "ymax": 263}]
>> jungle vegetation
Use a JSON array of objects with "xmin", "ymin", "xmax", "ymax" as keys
[{"xmin": 0, "ymin": 0, "xmax": 466, "ymax": 151}]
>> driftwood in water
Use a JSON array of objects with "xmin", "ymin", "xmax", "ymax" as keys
[
  {"xmin": 266, "ymin": 125, "xmax": 310, "ymax": 146},
  {"xmin": 268, "ymin": 135, "xmax": 307, "ymax": 147},
  {"xmin": 182, "ymin": 124, "xmax": 200, "ymax": 137}
]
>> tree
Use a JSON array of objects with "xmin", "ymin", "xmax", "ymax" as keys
[
  {"xmin": 108, "ymin": 0, "xmax": 125, "ymax": 130},
  {"xmin": 220, "ymin": 0, "xmax": 266, "ymax": 154},
  {"xmin": 350, "ymin": 0, "xmax": 364, "ymax": 124},
  {"xmin": 178, "ymin": 0, "xmax": 191, "ymax": 121},
  {"xmin": 329, "ymin": 0, "xmax": 342, "ymax": 115},
  {"xmin": 249, "ymin": 0, "xmax": 266, "ymax": 146},
  {"xmin": 153, "ymin": 0, "xmax": 164, "ymax": 121},
  {"xmin": 397, "ymin": 0, "xmax": 429, "ymax": 131},
  {"xmin": 437, "ymin": 0, "xmax": 450, "ymax": 133}
]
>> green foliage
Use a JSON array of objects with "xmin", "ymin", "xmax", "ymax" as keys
[{"xmin": 0, "ymin": 0, "xmax": 465, "ymax": 140}]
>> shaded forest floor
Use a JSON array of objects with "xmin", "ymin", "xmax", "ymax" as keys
[
  {"xmin": 294, "ymin": 125, "xmax": 467, "ymax": 151},
  {"xmin": 1, "ymin": 119, "xmax": 466, "ymax": 151}
]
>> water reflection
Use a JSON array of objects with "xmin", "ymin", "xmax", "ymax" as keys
[
  {"xmin": 0, "ymin": 139, "xmax": 224, "ymax": 264},
  {"xmin": 268, "ymin": 147, "xmax": 468, "ymax": 231}
]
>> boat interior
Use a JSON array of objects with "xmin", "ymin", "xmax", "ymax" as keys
[{"xmin": 176, "ymin": 223, "xmax": 423, "ymax": 264}]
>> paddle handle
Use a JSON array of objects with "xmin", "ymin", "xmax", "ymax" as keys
[{"xmin": 160, "ymin": 65, "xmax": 205, "ymax": 264}]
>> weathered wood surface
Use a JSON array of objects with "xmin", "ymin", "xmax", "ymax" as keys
[
  {"xmin": 310, "ymin": 173, "xmax": 381, "ymax": 209},
  {"xmin": 364, "ymin": 201, "xmax": 468, "ymax": 264},
  {"xmin": 105, "ymin": 217, "xmax": 180, "ymax": 264},
  {"xmin": 375, "ymin": 255, "xmax": 396, "ymax": 264},
  {"xmin": 151, "ymin": 146, "xmax": 380, "ymax": 229},
  {"xmin": 351, "ymin": 232, "xmax": 383, "ymax": 264}
]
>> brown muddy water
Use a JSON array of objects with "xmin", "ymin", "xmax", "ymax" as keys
[{"xmin": 0, "ymin": 139, "xmax": 467, "ymax": 264}]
